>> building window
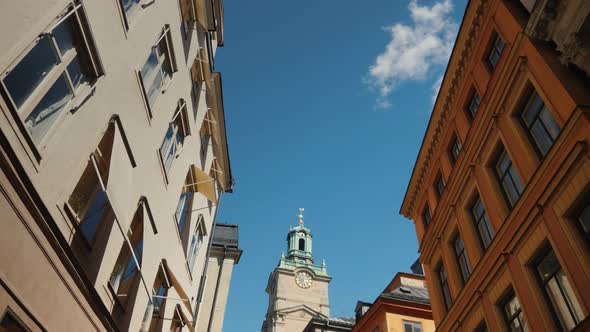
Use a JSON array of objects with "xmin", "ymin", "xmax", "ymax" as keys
[
  {"xmin": 454, "ymin": 234, "xmax": 471, "ymax": 283},
  {"xmin": 487, "ymin": 33, "xmax": 505, "ymax": 69},
  {"xmin": 149, "ymin": 268, "xmax": 170, "ymax": 329},
  {"xmin": 109, "ymin": 209, "xmax": 144, "ymax": 307},
  {"xmin": 299, "ymin": 238, "xmax": 305, "ymax": 251},
  {"xmin": 0, "ymin": 310, "xmax": 29, "ymax": 332},
  {"xmin": 174, "ymin": 190, "xmax": 193, "ymax": 241},
  {"xmin": 536, "ymin": 247, "xmax": 584, "ymax": 330},
  {"xmin": 403, "ymin": 320, "xmax": 422, "ymax": 332},
  {"xmin": 449, "ymin": 135, "xmax": 462, "ymax": 164},
  {"xmin": 438, "ymin": 263, "xmax": 452, "ymax": 310},
  {"xmin": 1, "ymin": 4, "xmax": 100, "ymax": 146},
  {"xmin": 67, "ymin": 147, "xmax": 112, "ymax": 244},
  {"xmin": 435, "ymin": 173, "xmax": 445, "ymax": 199},
  {"xmin": 118, "ymin": 0, "xmax": 155, "ymax": 29},
  {"xmin": 179, "ymin": 0, "xmax": 196, "ymax": 38},
  {"xmin": 471, "ymin": 195, "xmax": 494, "ymax": 249},
  {"xmin": 422, "ymin": 205, "xmax": 432, "ymax": 229},
  {"xmin": 475, "ymin": 321, "xmax": 488, "ymax": 332},
  {"xmin": 495, "ymin": 147, "xmax": 524, "ymax": 208},
  {"xmin": 467, "ymin": 90, "xmax": 482, "ymax": 118},
  {"xmin": 139, "ymin": 26, "xmax": 176, "ymax": 113},
  {"xmin": 187, "ymin": 215, "xmax": 205, "ymax": 274},
  {"xmin": 501, "ymin": 290, "xmax": 528, "ymax": 332},
  {"xmin": 520, "ymin": 89, "xmax": 560, "ymax": 157},
  {"xmin": 170, "ymin": 306, "xmax": 185, "ymax": 331},
  {"xmin": 573, "ymin": 193, "xmax": 590, "ymax": 243},
  {"xmin": 159, "ymin": 100, "xmax": 188, "ymax": 173}
]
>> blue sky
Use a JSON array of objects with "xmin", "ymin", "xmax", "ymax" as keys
[{"xmin": 215, "ymin": 0, "xmax": 467, "ymax": 330}]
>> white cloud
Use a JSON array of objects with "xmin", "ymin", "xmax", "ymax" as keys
[
  {"xmin": 431, "ymin": 75, "xmax": 443, "ymax": 105},
  {"xmin": 367, "ymin": 0, "xmax": 458, "ymax": 108}
]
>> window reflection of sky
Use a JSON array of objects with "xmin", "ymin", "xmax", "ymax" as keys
[
  {"xmin": 24, "ymin": 74, "xmax": 73, "ymax": 144},
  {"xmin": 80, "ymin": 189, "xmax": 108, "ymax": 243},
  {"xmin": 4, "ymin": 36, "xmax": 58, "ymax": 108}
]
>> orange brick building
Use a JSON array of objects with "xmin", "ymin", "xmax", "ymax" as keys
[{"xmin": 400, "ymin": 0, "xmax": 590, "ymax": 331}]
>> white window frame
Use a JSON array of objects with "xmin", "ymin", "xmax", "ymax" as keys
[
  {"xmin": 0, "ymin": 2, "xmax": 102, "ymax": 151},
  {"xmin": 187, "ymin": 214, "xmax": 206, "ymax": 274},
  {"xmin": 159, "ymin": 100, "xmax": 189, "ymax": 175},
  {"xmin": 138, "ymin": 25, "xmax": 177, "ymax": 116}
]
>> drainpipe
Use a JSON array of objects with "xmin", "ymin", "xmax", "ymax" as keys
[
  {"xmin": 193, "ymin": 191, "xmax": 224, "ymax": 327},
  {"xmin": 207, "ymin": 246, "xmax": 227, "ymax": 332}
]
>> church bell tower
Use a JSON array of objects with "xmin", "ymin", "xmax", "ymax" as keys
[{"xmin": 261, "ymin": 209, "xmax": 332, "ymax": 332}]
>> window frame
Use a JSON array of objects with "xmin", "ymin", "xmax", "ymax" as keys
[
  {"xmin": 403, "ymin": 320, "xmax": 422, "ymax": 332},
  {"xmin": 159, "ymin": 100, "xmax": 189, "ymax": 175},
  {"xmin": 64, "ymin": 152, "xmax": 112, "ymax": 247},
  {"xmin": 486, "ymin": 32, "xmax": 505, "ymax": 70},
  {"xmin": 150, "ymin": 267, "xmax": 171, "ymax": 320},
  {"xmin": 466, "ymin": 88, "xmax": 482, "ymax": 119},
  {"xmin": 470, "ymin": 194, "xmax": 494, "ymax": 250},
  {"xmin": 116, "ymin": 0, "xmax": 152, "ymax": 31},
  {"xmin": 438, "ymin": 262, "xmax": 452, "ymax": 310},
  {"xmin": 0, "ymin": 308, "xmax": 31, "ymax": 332},
  {"xmin": 533, "ymin": 246, "xmax": 583, "ymax": 330},
  {"xmin": 449, "ymin": 134, "xmax": 462, "ymax": 164},
  {"xmin": 187, "ymin": 214, "xmax": 205, "ymax": 274},
  {"xmin": 453, "ymin": 233, "xmax": 471, "ymax": 283},
  {"xmin": 178, "ymin": 0, "xmax": 196, "ymax": 39},
  {"xmin": 0, "ymin": 2, "xmax": 102, "ymax": 152},
  {"xmin": 500, "ymin": 289, "xmax": 528, "ymax": 332},
  {"xmin": 434, "ymin": 172, "xmax": 445, "ymax": 199},
  {"xmin": 108, "ymin": 206, "xmax": 145, "ymax": 309},
  {"xmin": 138, "ymin": 25, "xmax": 177, "ymax": 116},
  {"xmin": 570, "ymin": 190, "xmax": 590, "ymax": 245},
  {"xmin": 494, "ymin": 146, "xmax": 524, "ymax": 208},
  {"xmin": 422, "ymin": 205, "xmax": 432, "ymax": 229},
  {"xmin": 518, "ymin": 88, "xmax": 561, "ymax": 158}
]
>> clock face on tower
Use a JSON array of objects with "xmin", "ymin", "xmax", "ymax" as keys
[{"xmin": 295, "ymin": 271, "xmax": 313, "ymax": 288}]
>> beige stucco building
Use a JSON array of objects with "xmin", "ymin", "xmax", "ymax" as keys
[{"xmin": 0, "ymin": 0, "xmax": 238, "ymax": 331}]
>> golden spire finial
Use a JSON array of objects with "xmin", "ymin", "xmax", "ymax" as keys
[{"xmin": 298, "ymin": 208, "xmax": 304, "ymax": 226}]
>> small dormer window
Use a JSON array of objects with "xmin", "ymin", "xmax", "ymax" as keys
[{"xmin": 299, "ymin": 238, "xmax": 305, "ymax": 251}]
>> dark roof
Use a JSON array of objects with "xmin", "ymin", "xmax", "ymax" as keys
[
  {"xmin": 328, "ymin": 317, "xmax": 355, "ymax": 327},
  {"xmin": 383, "ymin": 284, "xmax": 430, "ymax": 305},
  {"xmin": 212, "ymin": 223, "xmax": 239, "ymax": 248}
]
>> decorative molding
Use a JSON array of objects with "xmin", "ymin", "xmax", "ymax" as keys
[{"xmin": 406, "ymin": 0, "xmax": 491, "ymax": 216}]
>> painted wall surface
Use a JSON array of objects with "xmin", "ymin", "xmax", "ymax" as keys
[
  {"xmin": 385, "ymin": 313, "xmax": 435, "ymax": 332},
  {"xmin": 263, "ymin": 269, "xmax": 331, "ymax": 332}
]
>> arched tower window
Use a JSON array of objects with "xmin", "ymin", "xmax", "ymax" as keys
[{"xmin": 299, "ymin": 238, "xmax": 305, "ymax": 251}]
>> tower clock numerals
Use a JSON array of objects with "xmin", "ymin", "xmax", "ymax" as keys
[{"xmin": 295, "ymin": 271, "xmax": 312, "ymax": 288}]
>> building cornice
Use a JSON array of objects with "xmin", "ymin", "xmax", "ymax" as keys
[{"xmin": 400, "ymin": 0, "xmax": 492, "ymax": 219}]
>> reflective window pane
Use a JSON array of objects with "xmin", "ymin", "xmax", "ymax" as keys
[
  {"xmin": 53, "ymin": 16, "xmax": 78, "ymax": 55},
  {"xmin": 120, "ymin": 0, "xmax": 141, "ymax": 19},
  {"xmin": 141, "ymin": 49, "xmax": 159, "ymax": 88},
  {"xmin": 67, "ymin": 56, "xmax": 90, "ymax": 89},
  {"xmin": 79, "ymin": 189, "xmax": 109, "ymax": 242},
  {"xmin": 157, "ymin": 38, "xmax": 173, "ymax": 78},
  {"xmin": 521, "ymin": 91, "xmax": 561, "ymax": 157},
  {"xmin": 24, "ymin": 74, "xmax": 73, "ymax": 144},
  {"xmin": 536, "ymin": 248, "xmax": 583, "ymax": 330},
  {"xmin": 4, "ymin": 36, "xmax": 59, "ymax": 108}
]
